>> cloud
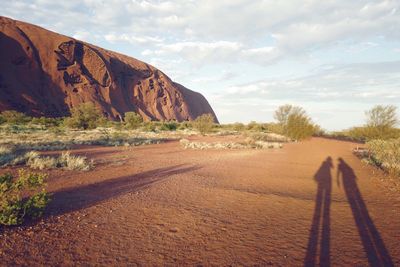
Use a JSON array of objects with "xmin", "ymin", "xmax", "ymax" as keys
[{"xmin": 104, "ymin": 33, "xmax": 164, "ymax": 45}]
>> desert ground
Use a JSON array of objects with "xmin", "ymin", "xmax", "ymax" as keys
[{"xmin": 0, "ymin": 137, "xmax": 399, "ymax": 266}]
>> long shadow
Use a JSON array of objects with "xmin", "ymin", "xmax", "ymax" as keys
[
  {"xmin": 304, "ymin": 156, "xmax": 333, "ymax": 267},
  {"xmin": 337, "ymin": 158, "xmax": 393, "ymax": 267},
  {"xmin": 46, "ymin": 164, "xmax": 201, "ymax": 216}
]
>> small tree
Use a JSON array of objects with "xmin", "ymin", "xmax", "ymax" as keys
[
  {"xmin": 285, "ymin": 113, "xmax": 315, "ymax": 140},
  {"xmin": 364, "ymin": 105, "xmax": 398, "ymax": 139},
  {"xmin": 64, "ymin": 103, "xmax": 103, "ymax": 130},
  {"xmin": 366, "ymin": 105, "xmax": 398, "ymax": 128},
  {"xmin": 274, "ymin": 104, "xmax": 315, "ymax": 140},
  {"xmin": 124, "ymin": 112, "xmax": 143, "ymax": 129},
  {"xmin": 193, "ymin": 114, "xmax": 214, "ymax": 135},
  {"xmin": 274, "ymin": 104, "xmax": 306, "ymax": 127},
  {"xmin": 0, "ymin": 170, "xmax": 50, "ymax": 225}
]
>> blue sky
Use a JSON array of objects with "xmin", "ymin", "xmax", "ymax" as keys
[{"xmin": 1, "ymin": 0, "xmax": 400, "ymax": 130}]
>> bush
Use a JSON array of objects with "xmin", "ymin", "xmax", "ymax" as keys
[
  {"xmin": 160, "ymin": 121, "xmax": 178, "ymax": 131},
  {"xmin": 366, "ymin": 138, "xmax": 400, "ymax": 176},
  {"xmin": 193, "ymin": 114, "xmax": 215, "ymax": 134},
  {"xmin": 58, "ymin": 152, "xmax": 93, "ymax": 171},
  {"xmin": 273, "ymin": 104, "xmax": 317, "ymax": 140},
  {"xmin": 124, "ymin": 112, "xmax": 143, "ymax": 129},
  {"xmin": 31, "ymin": 117, "xmax": 62, "ymax": 127},
  {"xmin": 285, "ymin": 113, "xmax": 315, "ymax": 141},
  {"xmin": 64, "ymin": 103, "xmax": 104, "ymax": 130},
  {"xmin": 0, "ymin": 170, "xmax": 50, "ymax": 225},
  {"xmin": 0, "ymin": 110, "xmax": 31, "ymax": 124}
]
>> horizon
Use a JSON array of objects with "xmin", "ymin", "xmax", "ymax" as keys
[{"xmin": 1, "ymin": 1, "xmax": 400, "ymax": 131}]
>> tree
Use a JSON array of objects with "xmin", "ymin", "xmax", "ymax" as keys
[
  {"xmin": 286, "ymin": 113, "xmax": 315, "ymax": 140},
  {"xmin": 364, "ymin": 105, "xmax": 398, "ymax": 140},
  {"xmin": 366, "ymin": 105, "xmax": 397, "ymax": 128},
  {"xmin": 274, "ymin": 104, "xmax": 316, "ymax": 140},
  {"xmin": 124, "ymin": 112, "xmax": 143, "ymax": 129},
  {"xmin": 274, "ymin": 104, "xmax": 306, "ymax": 126},
  {"xmin": 193, "ymin": 114, "xmax": 214, "ymax": 135},
  {"xmin": 64, "ymin": 103, "xmax": 103, "ymax": 130}
]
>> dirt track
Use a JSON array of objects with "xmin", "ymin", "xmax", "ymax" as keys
[{"xmin": 1, "ymin": 137, "xmax": 399, "ymax": 266}]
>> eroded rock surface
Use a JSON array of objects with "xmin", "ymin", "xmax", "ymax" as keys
[{"xmin": 0, "ymin": 16, "xmax": 218, "ymax": 122}]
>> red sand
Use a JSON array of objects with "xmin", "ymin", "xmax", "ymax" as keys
[{"xmin": 0, "ymin": 137, "xmax": 399, "ymax": 265}]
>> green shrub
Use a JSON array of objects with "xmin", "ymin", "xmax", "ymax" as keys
[
  {"xmin": 366, "ymin": 138, "xmax": 400, "ymax": 176},
  {"xmin": 0, "ymin": 110, "xmax": 31, "ymax": 124},
  {"xmin": 124, "ymin": 112, "xmax": 143, "ymax": 129},
  {"xmin": 64, "ymin": 103, "xmax": 104, "ymax": 130},
  {"xmin": 160, "ymin": 121, "xmax": 178, "ymax": 131},
  {"xmin": 285, "ymin": 113, "xmax": 315, "ymax": 141},
  {"xmin": 0, "ymin": 170, "xmax": 50, "ymax": 225},
  {"xmin": 193, "ymin": 114, "xmax": 215, "ymax": 134}
]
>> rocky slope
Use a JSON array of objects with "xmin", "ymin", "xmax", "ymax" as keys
[{"xmin": 0, "ymin": 16, "xmax": 218, "ymax": 122}]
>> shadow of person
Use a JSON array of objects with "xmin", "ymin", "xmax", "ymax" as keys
[
  {"xmin": 304, "ymin": 156, "xmax": 333, "ymax": 267},
  {"xmin": 336, "ymin": 157, "xmax": 393, "ymax": 267}
]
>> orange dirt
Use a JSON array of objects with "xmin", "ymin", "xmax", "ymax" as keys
[{"xmin": 0, "ymin": 137, "xmax": 399, "ymax": 266}]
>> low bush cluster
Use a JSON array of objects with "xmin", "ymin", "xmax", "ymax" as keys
[
  {"xmin": 179, "ymin": 138, "xmax": 283, "ymax": 150},
  {"xmin": 365, "ymin": 139, "xmax": 400, "ymax": 176},
  {"xmin": 0, "ymin": 147, "xmax": 93, "ymax": 171},
  {"xmin": 0, "ymin": 170, "xmax": 50, "ymax": 225}
]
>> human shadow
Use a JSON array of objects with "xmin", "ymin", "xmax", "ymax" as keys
[
  {"xmin": 46, "ymin": 164, "xmax": 201, "ymax": 216},
  {"xmin": 304, "ymin": 156, "xmax": 333, "ymax": 267},
  {"xmin": 337, "ymin": 158, "xmax": 393, "ymax": 267}
]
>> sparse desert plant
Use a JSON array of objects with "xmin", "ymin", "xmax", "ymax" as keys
[
  {"xmin": 180, "ymin": 138, "xmax": 283, "ymax": 150},
  {"xmin": 193, "ymin": 114, "xmax": 215, "ymax": 135},
  {"xmin": 58, "ymin": 152, "xmax": 93, "ymax": 171},
  {"xmin": 0, "ymin": 170, "xmax": 50, "ymax": 225},
  {"xmin": 64, "ymin": 102, "xmax": 104, "ymax": 130},
  {"xmin": 27, "ymin": 154, "xmax": 58, "ymax": 170},
  {"xmin": 124, "ymin": 112, "xmax": 143, "ymax": 129}
]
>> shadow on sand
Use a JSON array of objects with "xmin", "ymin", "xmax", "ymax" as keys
[
  {"xmin": 46, "ymin": 164, "xmax": 201, "ymax": 216},
  {"xmin": 336, "ymin": 158, "xmax": 393, "ymax": 267},
  {"xmin": 304, "ymin": 157, "xmax": 393, "ymax": 266},
  {"xmin": 304, "ymin": 156, "xmax": 333, "ymax": 266}
]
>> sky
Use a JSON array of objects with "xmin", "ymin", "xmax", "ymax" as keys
[{"xmin": 1, "ymin": 0, "xmax": 400, "ymax": 130}]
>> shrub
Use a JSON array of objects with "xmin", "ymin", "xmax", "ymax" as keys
[
  {"xmin": 160, "ymin": 121, "xmax": 178, "ymax": 131},
  {"xmin": 0, "ymin": 110, "xmax": 31, "ymax": 124},
  {"xmin": 0, "ymin": 170, "xmax": 50, "ymax": 225},
  {"xmin": 124, "ymin": 112, "xmax": 143, "ymax": 129},
  {"xmin": 58, "ymin": 152, "xmax": 93, "ymax": 171},
  {"xmin": 31, "ymin": 117, "xmax": 62, "ymax": 127},
  {"xmin": 178, "ymin": 121, "xmax": 192, "ymax": 130},
  {"xmin": 193, "ymin": 114, "xmax": 215, "ymax": 135},
  {"xmin": 285, "ymin": 113, "xmax": 315, "ymax": 141},
  {"xmin": 64, "ymin": 103, "xmax": 104, "ymax": 130},
  {"xmin": 366, "ymin": 138, "xmax": 400, "ymax": 176},
  {"xmin": 27, "ymin": 155, "xmax": 58, "ymax": 170},
  {"xmin": 273, "ymin": 104, "xmax": 316, "ymax": 140}
]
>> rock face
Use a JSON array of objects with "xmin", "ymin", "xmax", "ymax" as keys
[{"xmin": 0, "ymin": 16, "xmax": 218, "ymax": 122}]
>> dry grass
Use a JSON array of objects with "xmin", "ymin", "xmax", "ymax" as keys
[{"xmin": 179, "ymin": 138, "xmax": 283, "ymax": 150}]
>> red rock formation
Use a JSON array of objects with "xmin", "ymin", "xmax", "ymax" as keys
[{"xmin": 0, "ymin": 16, "xmax": 218, "ymax": 122}]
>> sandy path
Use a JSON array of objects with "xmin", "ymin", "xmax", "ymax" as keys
[{"xmin": 1, "ymin": 137, "xmax": 399, "ymax": 266}]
